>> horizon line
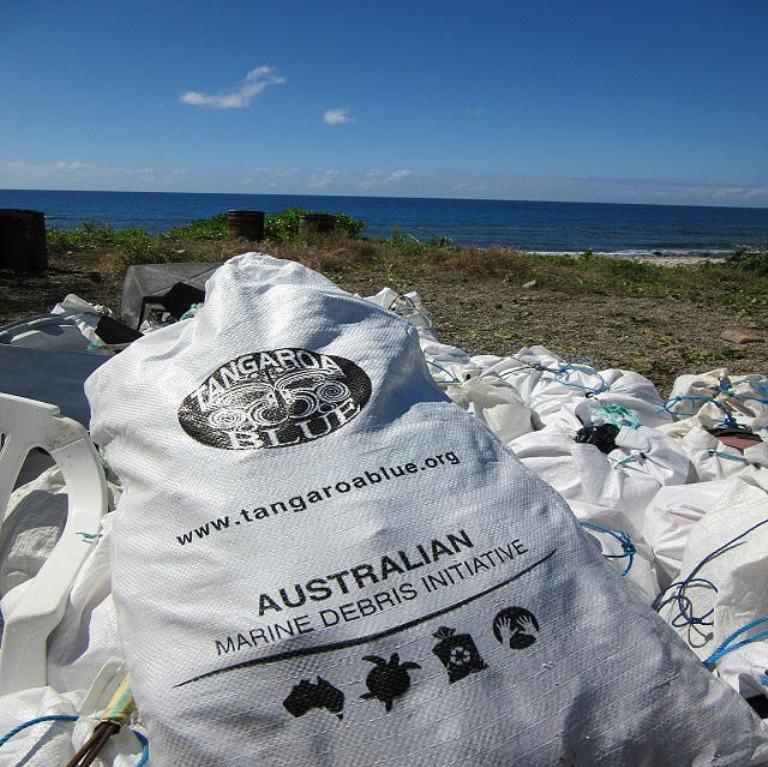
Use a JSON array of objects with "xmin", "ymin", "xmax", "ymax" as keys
[{"xmin": 2, "ymin": 187, "xmax": 767, "ymax": 213}]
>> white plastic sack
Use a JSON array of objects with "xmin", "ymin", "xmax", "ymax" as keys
[
  {"xmin": 444, "ymin": 370, "xmax": 533, "ymax": 442},
  {"xmin": 658, "ymin": 402, "xmax": 768, "ymax": 482},
  {"xmin": 643, "ymin": 479, "xmax": 733, "ymax": 589},
  {"xmin": 666, "ymin": 368, "xmax": 768, "ymax": 422},
  {"xmin": 0, "ymin": 467, "xmax": 68, "ymax": 600},
  {"xmin": 508, "ymin": 424, "xmax": 692, "ymax": 520},
  {"xmin": 567, "ymin": 499, "xmax": 660, "ymax": 602},
  {"xmin": 0, "ymin": 683, "xmax": 143, "ymax": 767},
  {"xmin": 51, "ymin": 293, "xmax": 113, "ymax": 348},
  {"xmin": 86, "ymin": 253, "xmax": 768, "ymax": 767},
  {"xmin": 365, "ymin": 288, "xmax": 475, "ymax": 386},
  {"xmin": 482, "ymin": 348, "xmax": 672, "ymax": 431},
  {"xmin": 655, "ymin": 469, "xmax": 768, "ymax": 676}
]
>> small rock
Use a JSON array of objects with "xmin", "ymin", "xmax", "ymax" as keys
[
  {"xmin": 720, "ymin": 328, "xmax": 764, "ymax": 344},
  {"xmin": 494, "ymin": 303, "xmax": 502, "ymax": 309},
  {"xmin": 522, "ymin": 279, "xmax": 537, "ymax": 290}
]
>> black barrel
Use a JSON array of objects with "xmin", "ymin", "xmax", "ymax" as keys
[
  {"xmin": 227, "ymin": 210, "xmax": 265, "ymax": 241},
  {"xmin": 299, "ymin": 213, "xmax": 338, "ymax": 239},
  {"xmin": 0, "ymin": 209, "xmax": 47, "ymax": 272}
]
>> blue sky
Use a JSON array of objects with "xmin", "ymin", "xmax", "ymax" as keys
[{"xmin": 1, "ymin": 0, "xmax": 767, "ymax": 206}]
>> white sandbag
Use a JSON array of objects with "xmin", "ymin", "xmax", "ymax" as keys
[
  {"xmin": 643, "ymin": 479, "xmax": 734, "ymax": 589},
  {"xmin": 655, "ymin": 468, "xmax": 768, "ymax": 679},
  {"xmin": 443, "ymin": 370, "xmax": 532, "ymax": 442},
  {"xmin": 365, "ymin": 288, "xmax": 436, "ymax": 340},
  {"xmin": 0, "ymin": 686, "xmax": 82, "ymax": 766},
  {"xmin": 666, "ymin": 368, "xmax": 768, "ymax": 422},
  {"xmin": 0, "ymin": 467, "xmax": 68, "ymax": 600},
  {"xmin": 86, "ymin": 253, "xmax": 768, "ymax": 767},
  {"xmin": 483, "ymin": 348, "xmax": 672, "ymax": 431},
  {"xmin": 51, "ymin": 294, "xmax": 114, "ymax": 349},
  {"xmin": 46, "ymin": 513, "xmax": 123, "ymax": 694},
  {"xmin": 658, "ymin": 402, "xmax": 768, "ymax": 482},
  {"xmin": 0, "ymin": 683, "xmax": 144, "ymax": 767},
  {"xmin": 568, "ymin": 499, "xmax": 659, "ymax": 601},
  {"xmin": 365, "ymin": 290, "xmax": 473, "ymax": 385},
  {"xmin": 508, "ymin": 424, "xmax": 692, "ymax": 520}
]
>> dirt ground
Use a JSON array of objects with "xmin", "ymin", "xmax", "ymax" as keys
[{"xmin": 2, "ymin": 250, "xmax": 766, "ymax": 394}]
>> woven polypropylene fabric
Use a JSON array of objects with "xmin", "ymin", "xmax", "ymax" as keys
[{"xmin": 86, "ymin": 253, "xmax": 768, "ymax": 767}]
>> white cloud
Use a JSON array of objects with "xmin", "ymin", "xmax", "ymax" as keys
[
  {"xmin": 323, "ymin": 108, "xmax": 354, "ymax": 125},
  {"xmin": 463, "ymin": 107, "xmax": 486, "ymax": 117},
  {"xmin": 359, "ymin": 168, "xmax": 412, "ymax": 188},
  {"xmin": 387, "ymin": 169, "xmax": 411, "ymax": 182},
  {"xmin": 241, "ymin": 166, "xmax": 298, "ymax": 186},
  {"xmin": 180, "ymin": 66, "xmax": 285, "ymax": 109},
  {"xmin": 308, "ymin": 169, "xmax": 339, "ymax": 188},
  {"xmin": 1, "ymin": 159, "xmax": 187, "ymax": 190}
]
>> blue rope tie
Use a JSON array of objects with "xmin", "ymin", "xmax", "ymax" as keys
[
  {"xmin": 653, "ymin": 516, "xmax": 768, "ymax": 648},
  {"xmin": 0, "ymin": 714, "xmax": 77, "ymax": 748},
  {"xmin": 580, "ymin": 520, "xmax": 636, "ymax": 575},
  {"xmin": 613, "ymin": 451, "xmax": 646, "ymax": 469},
  {"xmin": 703, "ymin": 616, "xmax": 768, "ymax": 669},
  {"xmin": 0, "ymin": 713, "xmax": 149, "ymax": 766},
  {"xmin": 534, "ymin": 359, "xmax": 610, "ymax": 397},
  {"xmin": 659, "ymin": 393, "xmax": 716, "ymax": 418},
  {"xmin": 593, "ymin": 402, "xmax": 640, "ymax": 429},
  {"xmin": 718, "ymin": 377, "xmax": 768, "ymax": 407},
  {"xmin": 706, "ymin": 450, "xmax": 749, "ymax": 463}
]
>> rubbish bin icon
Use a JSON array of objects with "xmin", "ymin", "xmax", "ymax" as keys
[{"xmin": 432, "ymin": 626, "xmax": 488, "ymax": 683}]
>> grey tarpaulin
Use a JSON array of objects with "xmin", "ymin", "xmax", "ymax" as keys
[
  {"xmin": 0, "ymin": 315, "xmax": 103, "ymax": 354},
  {"xmin": 0, "ymin": 346, "xmax": 109, "ymax": 426},
  {"xmin": 120, "ymin": 262, "xmax": 219, "ymax": 329}
]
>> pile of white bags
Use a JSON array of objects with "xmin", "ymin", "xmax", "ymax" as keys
[
  {"xmin": 658, "ymin": 402, "xmax": 768, "ymax": 481},
  {"xmin": 2, "ymin": 254, "xmax": 768, "ymax": 766},
  {"xmin": 653, "ymin": 468, "xmax": 768, "ymax": 698},
  {"xmin": 78, "ymin": 254, "xmax": 767, "ymax": 766}
]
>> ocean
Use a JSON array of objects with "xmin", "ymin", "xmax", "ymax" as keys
[{"xmin": 1, "ymin": 189, "xmax": 767, "ymax": 257}]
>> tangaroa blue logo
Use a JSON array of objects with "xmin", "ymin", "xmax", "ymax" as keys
[{"xmin": 178, "ymin": 348, "xmax": 371, "ymax": 450}]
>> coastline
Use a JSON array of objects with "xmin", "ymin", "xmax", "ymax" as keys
[{"xmin": 2, "ymin": 229, "xmax": 766, "ymax": 393}]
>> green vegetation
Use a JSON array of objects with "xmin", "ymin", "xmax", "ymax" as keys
[
  {"xmin": 263, "ymin": 207, "xmax": 364, "ymax": 240},
  {"xmin": 725, "ymin": 245, "xmax": 768, "ymax": 276},
  {"xmin": 45, "ymin": 212, "xmax": 768, "ymax": 314}
]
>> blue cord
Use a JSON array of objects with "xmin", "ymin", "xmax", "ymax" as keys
[
  {"xmin": 580, "ymin": 520, "xmax": 636, "ymax": 575},
  {"xmin": 706, "ymin": 450, "xmax": 749, "ymax": 463},
  {"xmin": 718, "ymin": 378, "xmax": 768, "ymax": 407},
  {"xmin": 653, "ymin": 517, "xmax": 768, "ymax": 647},
  {"xmin": 703, "ymin": 616, "xmax": 768, "ymax": 668},
  {"xmin": 613, "ymin": 451, "xmax": 646, "ymax": 469},
  {"xmin": 0, "ymin": 714, "xmax": 77, "ymax": 748},
  {"xmin": 0, "ymin": 713, "xmax": 149, "ymax": 766},
  {"xmin": 132, "ymin": 728, "xmax": 150, "ymax": 767},
  {"xmin": 593, "ymin": 402, "xmax": 640, "ymax": 429},
  {"xmin": 535, "ymin": 359, "xmax": 610, "ymax": 396}
]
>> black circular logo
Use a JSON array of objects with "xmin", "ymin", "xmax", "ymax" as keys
[{"xmin": 178, "ymin": 348, "xmax": 372, "ymax": 450}]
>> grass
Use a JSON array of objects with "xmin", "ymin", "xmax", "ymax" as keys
[{"xmin": 45, "ymin": 212, "xmax": 768, "ymax": 314}]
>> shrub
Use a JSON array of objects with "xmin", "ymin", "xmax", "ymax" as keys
[
  {"xmin": 163, "ymin": 213, "xmax": 228, "ymax": 241},
  {"xmin": 726, "ymin": 246, "xmax": 768, "ymax": 276},
  {"xmin": 264, "ymin": 208, "xmax": 365, "ymax": 241}
]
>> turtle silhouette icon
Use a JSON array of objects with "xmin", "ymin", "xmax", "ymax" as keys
[
  {"xmin": 492, "ymin": 607, "xmax": 540, "ymax": 649},
  {"xmin": 360, "ymin": 653, "xmax": 420, "ymax": 712}
]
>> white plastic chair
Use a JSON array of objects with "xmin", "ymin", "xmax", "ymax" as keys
[{"xmin": 0, "ymin": 393, "xmax": 107, "ymax": 695}]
